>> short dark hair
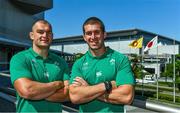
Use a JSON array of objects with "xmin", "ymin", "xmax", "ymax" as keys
[
  {"xmin": 32, "ymin": 19, "xmax": 52, "ymax": 32},
  {"xmin": 82, "ymin": 17, "xmax": 105, "ymax": 35}
]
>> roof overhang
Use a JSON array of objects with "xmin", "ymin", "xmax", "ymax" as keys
[
  {"xmin": 0, "ymin": 36, "xmax": 31, "ymax": 47},
  {"xmin": 11, "ymin": 0, "xmax": 53, "ymax": 14}
]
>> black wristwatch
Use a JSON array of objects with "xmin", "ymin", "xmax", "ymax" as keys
[{"xmin": 104, "ymin": 81, "xmax": 112, "ymax": 93}]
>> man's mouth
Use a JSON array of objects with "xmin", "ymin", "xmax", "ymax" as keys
[{"xmin": 41, "ymin": 38, "xmax": 49, "ymax": 42}]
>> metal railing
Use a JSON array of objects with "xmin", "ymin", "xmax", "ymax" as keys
[{"xmin": 132, "ymin": 97, "xmax": 180, "ymax": 113}]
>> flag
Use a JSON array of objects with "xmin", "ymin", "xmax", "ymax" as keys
[
  {"xmin": 144, "ymin": 36, "xmax": 158, "ymax": 52},
  {"xmin": 128, "ymin": 37, "xmax": 143, "ymax": 48}
]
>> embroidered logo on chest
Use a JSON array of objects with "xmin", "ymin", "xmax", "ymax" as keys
[
  {"xmin": 96, "ymin": 71, "xmax": 102, "ymax": 77},
  {"xmin": 54, "ymin": 61, "xmax": 60, "ymax": 68},
  {"xmin": 109, "ymin": 59, "xmax": 115, "ymax": 65},
  {"xmin": 82, "ymin": 62, "xmax": 88, "ymax": 70}
]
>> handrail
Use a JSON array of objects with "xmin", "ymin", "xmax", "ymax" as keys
[
  {"xmin": 132, "ymin": 97, "xmax": 180, "ymax": 113},
  {"xmin": 146, "ymin": 101, "xmax": 180, "ymax": 113},
  {"xmin": 0, "ymin": 72, "xmax": 10, "ymax": 77},
  {"xmin": 0, "ymin": 92, "xmax": 16, "ymax": 104}
]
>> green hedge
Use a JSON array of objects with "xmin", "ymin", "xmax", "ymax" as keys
[
  {"xmin": 153, "ymin": 93, "xmax": 180, "ymax": 103},
  {"xmin": 158, "ymin": 81, "xmax": 173, "ymax": 87},
  {"xmin": 135, "ymin": 89, "xmax": 180, "ymax": 104},
  {"xmin": 135, "ymin": 84, "xmax": 180, "ymax": 93}
]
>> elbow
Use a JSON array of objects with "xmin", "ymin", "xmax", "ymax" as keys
[
  {"xmin": 69, "ymin": 85, "xmax": 82, "ymax": 104},
  {"xmin": 115, "ymin": 94, "xmax": 134, "ymax": 105},
  {"xmin": 126, "ymin": 98, "xmax": 133, "ymax": 105},
  {"xmin": 124, "ymin": 94, "xmax": 134, "ymax": 105},
  {"xmin": 18, "ymin": 89, "xmax": 33, "ymax": 99},
  {"xmin": 17, "ymin": 87, "xmax": 36, "ymax": 99},
  {"xmin": 69, "ymin": 93, "xmax": 82, "ymax": 104},
  {"xmin": 122, "ymin": 86, "xmax": 134, "ymax": 105}
]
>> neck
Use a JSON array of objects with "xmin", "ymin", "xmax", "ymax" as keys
[
  {"xmin": 33, "ymin": 45, "xmax": 49, "ymax": 59},
  {"xmin": 90, "ymin": 46, "xmax": 106, "ymax": 57}
]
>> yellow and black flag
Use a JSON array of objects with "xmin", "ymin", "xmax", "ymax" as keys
[{"xmin": 128, "ymin": 37, "xmax": 143, "ymax": 48}]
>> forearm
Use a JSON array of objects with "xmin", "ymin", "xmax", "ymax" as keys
[
  {"xmin": 46, "ymin": 80, "xmax": 70, "ymax": 102},
  {"xmin": 45, "ymin": 87, "xmax": 69, "ymax": 102},
  {"xmin": 99, "ymin": 85, "xmax": 134, "ymax": 105},
  {"xmin": 14, "ymin": 78, "xmax": 64, "ymax": 100},
  {"xmin": 69, "ymin": 83, "xmax": 106, "ymax": 104},
  {"xmin": 24, "ymin": 81, "xmax": 64, "ymax": 100},
  {"xmin": 72, "ymin": 91, "xmax": 102, "ymax": 104}
]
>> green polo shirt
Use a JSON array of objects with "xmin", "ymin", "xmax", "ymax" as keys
[
  {"xmin": 70, "ymin": 47, "xmax": 135, "ymax": 113},
  {"xmin": 10, "ymin": 48, "xmax": 70, "ymax": 113}
]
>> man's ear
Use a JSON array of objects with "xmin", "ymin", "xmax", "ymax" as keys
[
  {"xmin": 29, "ymin": 32, "xmax": 34, "ymax": 40},
  {"xmin": 83, "ymin": 35, "xmax": 87, "ymax": 42}
]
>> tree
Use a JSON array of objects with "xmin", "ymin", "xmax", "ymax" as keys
[
  {"xmin": 175, "ymin": 54, "xmax": 180, "ymax": 90},
  {"xmin": 130, "ymin": 54, "xmax": 145, "ymax": 79},
  {"xmin": 163, "ymin": 54, "xmax": 180, "ymax": 90}
]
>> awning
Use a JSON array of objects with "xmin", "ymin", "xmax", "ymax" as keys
[{"xmin": 0, "ymin": 36, "xmax": 31, "ymax": 47}]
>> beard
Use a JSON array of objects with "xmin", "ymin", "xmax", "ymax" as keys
[
  {"xmin": 88, "ymin": 42, "xmax": 105, "ymax": 51},
  {"xmin": 35, "ymin": 42, "xmax": 50, "ymax": 50}
]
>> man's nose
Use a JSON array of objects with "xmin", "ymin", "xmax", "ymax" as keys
[{"xmin": 91, "ymin": 33, "xmax": 96, "ymax": 39}]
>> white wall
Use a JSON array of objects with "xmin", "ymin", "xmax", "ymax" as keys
[
  {"xmin": 105, "ymin": 40, "xmax": 139, "ymax": 54},
  {"xmin": 51, "ymin": 43, "xmax": 88, "ymax": 54},
  {"xmin": 148, "ymin": 45, "xmax": 179, "ymax": 55}
]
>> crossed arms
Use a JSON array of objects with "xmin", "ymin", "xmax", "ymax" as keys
[
  {"xmin": 69, "ymin": 77, "xmax": 134, "ymax": 105},
  {"xmin": 14, "ymin": 78, "xmax": 69, "ymax": 102},
  {"xmin": 14, "ymin": 76, "xmax": 134, "ymax": 104}
]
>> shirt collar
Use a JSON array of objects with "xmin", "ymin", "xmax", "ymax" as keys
[
  {"xmin": 87, "ymin": 47, "xmax": 112, "ymax": 59},
  {"xmin": 29, "ymin": 47, "xmax": 53, "ymax": 60}
]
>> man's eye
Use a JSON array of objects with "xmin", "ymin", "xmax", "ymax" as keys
[
  {"xmin": 85, "ymin": 32, "xmax": 92, "ymax": 36},
  {"xmin": 37, "ymin": 30, "xmax": 44, "ymax": 34},
  {"xmin": 95, "ymin": 31, "xmax": 101, "ymax": 35},
  {"xmin": 47, "ymin": 32, "xmax": 53, "ymax": 35},
  {"xmin": 37, "ymin": 30, "xmax": 52, "ymax": 35}
]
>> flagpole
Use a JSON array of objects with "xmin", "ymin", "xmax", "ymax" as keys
[
  {"xmin": 173, "ymin": 39, "xmax": 176, "ymax": 103},
  {"xmin": 144, "ymin": 36, "xmax": 159, "ymax": 99},
  {"xmin": 141, "ymin": 46, "xmax": 144, "ymax": 96},
  {"xmin": 128, "ymin": 37, "xmax": 143, "ymax": 97},
  {"xmin": 129, "ymin": 36, "xmax": 131, "ymax": 54},
  {"xmin": 156, "ymin": 37, "xmax": 159, "ymax": 100}
]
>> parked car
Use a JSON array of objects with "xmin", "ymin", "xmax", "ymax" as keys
[{"xmin": 136, "ymin": 75, "xmax": 156, "ymax": 84}]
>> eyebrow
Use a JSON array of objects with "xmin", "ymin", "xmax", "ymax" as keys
[{"xmin": 36, "ymin": 29, "xmax": 52, "ymax": 32}]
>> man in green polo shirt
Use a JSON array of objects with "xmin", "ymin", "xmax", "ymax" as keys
[
  {"xmin": 69, "ymin": 17, "xmax": 135, "ymax": 113},
  {"xmin": 10, "ymin": 20, "xmax": 70, "ymax": 112}
]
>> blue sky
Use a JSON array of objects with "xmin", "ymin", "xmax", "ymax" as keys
[{"xmin": 45, "ymin": 0, "xmax": 180, "ymax": 41}]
